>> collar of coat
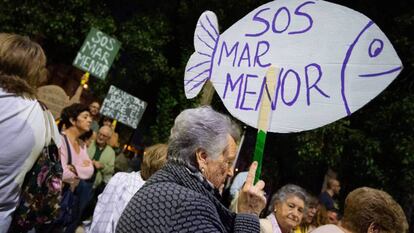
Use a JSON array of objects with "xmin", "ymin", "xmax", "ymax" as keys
[{"xmin": 145, "ymin": 160, "xmax": 236, "ymax": 232}]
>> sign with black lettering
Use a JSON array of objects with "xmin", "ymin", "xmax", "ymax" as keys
[
  {"xmin": 73, "ymin": 28, "xmax": 121, "ymax": 80},
  {"xmin": 100, "ymin": 85, "xmax": 147, "ymax": 128}
]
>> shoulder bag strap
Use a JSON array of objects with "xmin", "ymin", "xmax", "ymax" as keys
[
  {"xmin": 0, "ymin": 94, "xmax": 17, "ymax": 98},
  {"xmin": 63, "ymin": 135, "xmax": 73, "ymax": 165}
]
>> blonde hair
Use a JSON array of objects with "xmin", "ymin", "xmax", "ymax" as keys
[
  {"xmin": 0, "ymin": 33, "xmax": 47, "ymax": 96},
  {"xmin": 342, "ymin": 187, "xmax": 408, "ymax": 233},
  {"xmin": 141, "ymin": 144, "xmax": 168, "ymax": 180}
]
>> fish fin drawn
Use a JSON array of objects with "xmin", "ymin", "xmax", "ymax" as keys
[{"xmin": 184, "ymin": 11, "xmax": 219, "ymax": 99}]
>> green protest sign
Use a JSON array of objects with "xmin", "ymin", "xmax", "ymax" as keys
[
  {"xmin": 73, "ymin": 28, "xmax": 121, "ymax": 80},
  {"xmin": 100, "ymin": 85, "xmax": 147, "ymax": 129}
]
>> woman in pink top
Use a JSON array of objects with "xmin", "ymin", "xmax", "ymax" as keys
[
  {"xmin": 58, "ymin": 103, "xmax": 94, "ymax": 187},
  {"xmin": 55, "ymin": 103, "xmax": 94, "ymax": 233}
]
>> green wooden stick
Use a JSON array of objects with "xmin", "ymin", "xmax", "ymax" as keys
[
  {"xmin": 253, "ymin": 66, "xmax": 279, "ymax": 184},
  {"xmin": 253, "ymin": 130, "xmax": 267, "ymax": 184}
]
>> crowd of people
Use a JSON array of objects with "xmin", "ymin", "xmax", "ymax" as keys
[{"xmin": 0, "ymin": 33, "xmax": 410, "ymax": 233}]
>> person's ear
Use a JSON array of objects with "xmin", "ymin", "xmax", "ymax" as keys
[
  {"xmin": 69, "ymin": 117, "xmax": 76, "ymax": 125},
  {"xmin": 367, "ymin": 222, "xmax": 380, "ymax": 233},
  {"xmin": 273, "ymin": 201, "xmax": 281, "ymax": 213},
  {"xmin": 195, "ymin": 148, "xmax": 208, "ymax": 172}
]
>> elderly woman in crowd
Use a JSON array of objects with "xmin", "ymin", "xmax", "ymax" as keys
[
  {"xmin": 116, "ymin": 106, "xmax": 267, "ymax": 233},
  {"xmin": 312, "ymin": 187, "xmax": 408, "ymax": 233},
  {"xmin": 0, "ymin": 33, "xmax": 59, "ymax": 232},
  {"xmin": 261, "ymin": 184, "xmax": 307, "ymax": 233}
]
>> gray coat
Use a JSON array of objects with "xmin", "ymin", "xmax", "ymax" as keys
[{"xmin": 116, "ymin": 161, "xmax": 260, "ymax": 233}]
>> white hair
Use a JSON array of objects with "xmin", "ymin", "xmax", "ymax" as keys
[
  {"xmin": 267, "ymin": 184, "xmax": 308, "ymax": 215},
  {"xmin": 168, "ymin": 106, "xmax": 240, "ymax": 167},
  {"xmin": 99, "ymin": 125, "xmax": 113, "ymax": 137}
]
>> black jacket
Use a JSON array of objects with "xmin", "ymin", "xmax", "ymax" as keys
[{"xmin": 116, "ymin": 161, "xmax": 260, "ymax": 233}]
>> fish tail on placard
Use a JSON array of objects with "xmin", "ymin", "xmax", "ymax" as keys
[{"xmin": 184, "ymin": 11, "xmax": 220, "ymax": 99}]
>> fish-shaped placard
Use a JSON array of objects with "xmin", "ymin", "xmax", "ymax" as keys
[{"xmin": 184, "ymin": 0, "xmax": 402, "ymax": 133}]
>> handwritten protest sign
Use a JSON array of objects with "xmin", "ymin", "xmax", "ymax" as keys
[
  {"xmin": 73, "ymin": 28, "xmax": 121, "ymax": 80},
  {"xmin": 100, "ymin": 85, "xmax": 147, "ymax": 128},
  {"xmin": 184, "ymin": 0, "xmax": 402, "ymax": 133}
]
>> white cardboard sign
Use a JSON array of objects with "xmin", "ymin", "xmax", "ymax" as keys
[{"xmin": 184, "ymin": 0, "xmax": 402, "ymax": 133}]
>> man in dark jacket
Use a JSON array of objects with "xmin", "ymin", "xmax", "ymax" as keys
[
  {"xmin": 117, "ymin": 106, "xmax": 266, "ymax": 233},
  {"xmin": 319, "ymin": 178, "xmax": 340, "ymax": 211}
]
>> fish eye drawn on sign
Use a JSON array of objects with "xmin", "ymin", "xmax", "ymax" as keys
[
  {"xmin": 100, "ymin": 85, "xmax": 147, "ymax": 129},
  {"xmin": 184, "ymin": 0, "xmax": 402, "ymax": 133},
  {"xmin": 73, "ymin": 28, "xmax": 121, "ymax": 80}
]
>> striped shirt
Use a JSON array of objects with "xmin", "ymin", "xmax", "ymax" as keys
[{"xmin": 89, "ymin": 171, "xmax": 145, "ymax": 233}]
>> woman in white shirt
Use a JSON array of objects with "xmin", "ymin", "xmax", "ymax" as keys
[
  {"xmin": 88, "ymin": 144, "xmax": 168, "ymax": 233},
  {"xmin": 0, "ymin": 33, "xmax": 59, "ymax": 232}
]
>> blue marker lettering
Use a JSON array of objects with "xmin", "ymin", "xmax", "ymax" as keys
[
  {"xmin": 240, "ymin": 74, "xmax": 258, "ymax": 110},
  {"xmin": 218, "ymin": 41, "xmax": 239, "ymax": 67},
  {"xmin": 245, "ymin": 8, "xmax": 271, "ymax": 37},
  {"xmin": 238, "ymin": 43, "xmax": 251, "ymax": 67},
  {"xmin": 305, "ymin": 63, "xmax": 330, "ymax": 106},
  {"xmin": 253, "ymin": 41, "xmax": 271, "ymax": 68},
  {"xmin": 223, "ymin": 72, "xmax": 244, "ymax": 109},
  {"xmin": 255, "ymin": 69, "xmax": 283, "ymax": 111},
  {"xmin": 272, "ymin": 7, "xmax": 291, "ymax": 33},
  {"xmin": 281, "ymin": 69, "xmax": 300, "ymax": 106},
  {"xmin": 289, "ymin": 1, "xmax": 315, "ymax": 35}
]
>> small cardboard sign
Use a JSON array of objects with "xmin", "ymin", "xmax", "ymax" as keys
[
  {"xmin": 100, "ymin": 85, "xmax": 147, "ymax": 128},
  {"xmin": 37, "ymin": 85, "xmax": 81, "ymax": 119},
  {"xmin": 73, "ymin": 28, "xmax": 121, "ymax": 80}
]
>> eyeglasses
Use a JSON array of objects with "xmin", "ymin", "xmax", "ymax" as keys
[{"xmin": 98, "ymin": 132, "xmax": 111, "ymax": 138}]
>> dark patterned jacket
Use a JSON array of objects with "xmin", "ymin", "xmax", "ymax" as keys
[{"xmin": 116, "ymin": 161, "xmax": 260, "ymax": 233}]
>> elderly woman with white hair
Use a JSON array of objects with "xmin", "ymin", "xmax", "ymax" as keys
[
  {"xmin": 116, "ymin": 106, "xmax": 267, "ymax": 233},
  {"xmin": 261, "ymin": 184, "xmax": 308, "ymax": 233}
]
